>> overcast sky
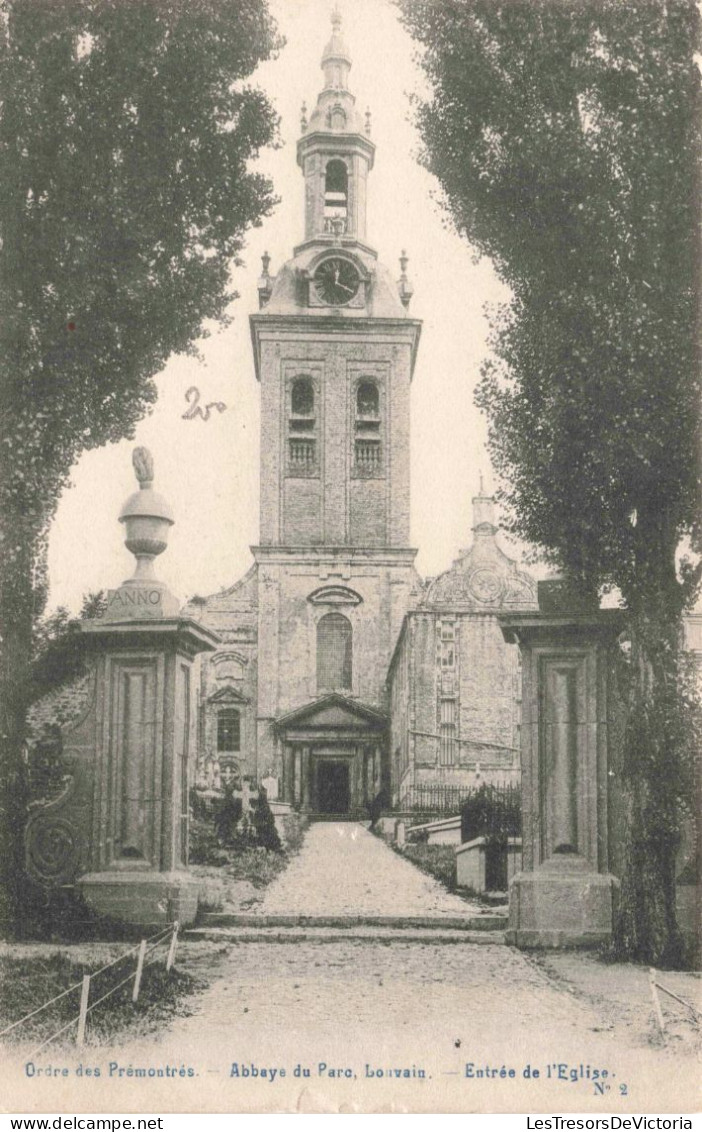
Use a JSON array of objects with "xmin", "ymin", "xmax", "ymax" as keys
[{"xmin": 47, "ymin": 0, "xmax": 528, "ymax": 615}]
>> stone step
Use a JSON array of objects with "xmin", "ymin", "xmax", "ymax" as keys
[
  {"xmin": 197, "ymin": 912, "xmax": 507, "ymax": 931},
  {"xmin": 185, "ymin": 925, "xmax": 506, "ymax": 944},
  {"xmin": 306, "ymin": 812, "xmax": 370, "ymax": 822}
]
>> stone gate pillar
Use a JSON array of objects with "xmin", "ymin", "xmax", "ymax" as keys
[
  {"xmin": 499, "ymin": 581, "xmax": 626, "ymax": 948},
  {"xmin": 26, "ymin": 448, "xmax": 218, "ymax": 928}
]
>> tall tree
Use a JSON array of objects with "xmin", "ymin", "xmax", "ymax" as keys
[
  {"xmin": 0, "ymin": 0, "xmax": 281, "ymax": 932},
  {"xmin": 399, "ymin": 0, "xmax": 701, "ymax": 964}
]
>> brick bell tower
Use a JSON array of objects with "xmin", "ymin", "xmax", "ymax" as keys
[{"xmin": 250, "ymin": 7, "xmax": 422, "ymax": 816}]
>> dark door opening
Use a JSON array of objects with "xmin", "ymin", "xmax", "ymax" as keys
[{"xmin": 317, "ymin": 761, "xmax": 350, "ymax": 814}]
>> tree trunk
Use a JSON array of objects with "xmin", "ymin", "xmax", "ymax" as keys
[
  {"xmin": 612, "ymin": 591, "xmax": 691, "ymax": 967},
  {"xmin": 0, "ymin": 508, "xmax": 42, "ymax": 937}
]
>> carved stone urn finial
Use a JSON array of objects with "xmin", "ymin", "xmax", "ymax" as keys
[
  {"xmin": 119, "ymin": 447, "xmax": 174, "ymax": 583},
  {"xmin": 103, "ymin": 447, "xmax": 179, "ymax": 620}
]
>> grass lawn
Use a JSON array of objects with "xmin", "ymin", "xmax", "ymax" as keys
[
  {"xmin": 0, "ymin": 944, "xmax": 202, "ymax": 1052},
  {"xmin": 396, "ymin": 842, "xmax": 459, "ymax": 891},
  {"xmin": 394, "ymin": 840, "xmax": 499, "ymax": 905},
  {"xmin": 190, "ymin": 812, "xmax": 309, "ymax": 912}
]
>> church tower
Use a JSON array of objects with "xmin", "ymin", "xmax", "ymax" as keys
[
  {"xmin": 248, "ymin": 9, "xmax": 422, "ymax": 814},
  {"xmin": 251, "ymin": 7, "xmax": 419, "ymax": 548}
]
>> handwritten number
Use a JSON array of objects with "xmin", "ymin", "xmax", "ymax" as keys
[
  {"xmin": 182, "ymin": 386, "xmax": 227, "ymax": 422},
  {"xmin": 182, "ymin": 385, "xmax": 201, "ymax": 419},
  {"xmin": 619, "ymin": 1084, "xmax": 628, "ymax": 1096}
]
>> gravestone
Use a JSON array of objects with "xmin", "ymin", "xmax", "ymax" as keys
[
  {"xmin": 25, "ymin": 449, "xmax": 219, "ymax": 927},
  {"xmin": 499, "ymin": 581, "xmax": 626, "ymax": 947}
]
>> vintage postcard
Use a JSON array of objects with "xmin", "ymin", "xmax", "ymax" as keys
[{"xmin": 1, "ymin": 0, "xmax": 700, "ymax": 1117}]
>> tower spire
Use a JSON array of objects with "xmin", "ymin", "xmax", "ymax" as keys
[
  {"xmin": 322, "ymin": 3, "xmax": 352, "ymax": 90},
  {"xmin": 297, "ymin": 5, "xmax": 375, "ymax": 246}
]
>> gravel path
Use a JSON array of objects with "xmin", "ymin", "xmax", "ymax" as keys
[
  {"xmin": 258, "ymin": 822, "xmax": 482, "ymax": 918},
  {"xmin": 3, "ymin": 826, "xmax": 697, "ymax": 1114},
  {"xmin": 81, "ymin": 938, "xmax": 697, "ymax": 1114},
  {"xmin": 4, "ymin": 936, "xmax": 698, "ymax": 1115}
]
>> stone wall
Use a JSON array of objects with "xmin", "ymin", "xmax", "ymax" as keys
[
  {"xmin": 27, "ymin": 672, "xmax": 93, "ymax": 742},
  {"xmin": 389, "ymin": 609, "xmax": 522, "ymax": 806}
]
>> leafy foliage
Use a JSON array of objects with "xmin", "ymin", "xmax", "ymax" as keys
[
  {"xmin": 0, "ymin": 0, "xmax": 282, "ymax": 930},
  {"xmin": 399, "ymin": 0, "xmax": 701, "ymax": 964},
  {"xmin": 192, "ymin": 784, "xmax": 282, "ymax": 857},
  {"xmin": 212, "ymin": 786, "xmax": 244, "ymax": 847},
  {"xmin": 29, "ymin": 590, "xmax": 106, "ymax": 703},
  {"xmin": 460, "ymin": 782, "xmax": 521, "ymax": 846},
  {"xmin": 399, "ymin": 0, "xmax": 700, "ymax": 596},
  {"xmin": 0, "ymin": 0, "xmax": 282, "ymax": 598},
  {"xmin": 252, "ymin": 785, "xmax": 282, "ymax": 853},
  {"xmin": 189, "ymin": 816, "xmax": 229, "ymax": 867}
]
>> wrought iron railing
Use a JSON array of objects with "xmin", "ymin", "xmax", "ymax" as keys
[{"xmin": 401, "ymin": 781, "xmax": 521, "ymax": 825}]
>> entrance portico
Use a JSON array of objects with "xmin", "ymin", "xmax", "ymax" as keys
[{"xmin": 275, "ymin": 694, "xmax": 387, "ymax": 815}]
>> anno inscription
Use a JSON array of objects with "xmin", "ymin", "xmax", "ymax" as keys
[{"xmin": 108, "ymin": 588, "xmax": 162, "ymax": 607}]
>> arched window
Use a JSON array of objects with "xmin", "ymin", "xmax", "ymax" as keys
[
  {"xmin": 289, "ymin": 377, "xmax": 317, "ymax": 473},
  {"xmin": 291, "ymin": 377, "xmax": 314, "ymax": 417},
  {"xmin": 217, "ymin": 709, "xmax": 241, "ymax": 753},
  {"xmin": 354, "ymin": 379, "xmax": 382, "ymax": 474},
  {"xmin": 324, "ymin": 159, "xmax": 348, "ymax": 232},
  {"xmin": 356, "ymin": 381, "xmax": 379, "ymax": 418},
  {"xmin": 317, "ymin": 612, "xmax": 352, "ymax": 691}
]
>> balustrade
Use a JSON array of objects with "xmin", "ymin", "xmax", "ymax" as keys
[
  {"xmin": 354, "ymin": 439, "xmax": 381, "ymax": 472},
  {"xmin": 289, "ymin": 438, "xmax": 316, "ymax": 470}
]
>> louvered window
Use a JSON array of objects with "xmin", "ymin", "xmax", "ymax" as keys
[
  {"xmin": 289, "ymin": 377, "xmax": 317, "ymax": 474},
  {"xmin": 354, "ymin": 380, "xmax": 382, "ymax": 474},
  {"xmin": 317, "ymin": 612, "xmax": 352, "ymax": 691}
]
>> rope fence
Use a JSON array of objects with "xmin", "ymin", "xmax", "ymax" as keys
[
  {"xmin": 648, "ymin": 967, "xmax": 702, "ymax": 1038},
  {"xmin": 2, "ymin": 921, "xmax": 180, "ymax": 1056}
]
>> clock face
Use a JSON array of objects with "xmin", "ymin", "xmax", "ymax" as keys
[{"xmin": 314, "ymin": 257, "xmax": 360, "ymax": 305}]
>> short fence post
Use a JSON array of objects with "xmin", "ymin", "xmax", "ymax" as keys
[
  {"xmin": 132, "ymin": 939, "xmax": 147, "ymax": 1004},
  {"xmin": 76, "ymin": 975, "xmax": 91, "ymax": 1048},
  {"xmin": 649, "ymin": 968, "xmax": 666, "ymax": 1036},
  {"xmin": 166, "ymin": 922, "xmax": 179, "ymax": 971}
]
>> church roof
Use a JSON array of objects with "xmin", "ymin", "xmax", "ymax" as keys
[{"xmin": 301, "ymin": 5, "xmax": 366, "ymax": 140}]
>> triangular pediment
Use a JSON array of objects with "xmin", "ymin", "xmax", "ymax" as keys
[
  {"xmin": 276, "ymin": 694, "xmax": 387, "ymax": 733},
  {"xmin": 207, "ymin": 685, "xmax": 249, "ymax": 706}
]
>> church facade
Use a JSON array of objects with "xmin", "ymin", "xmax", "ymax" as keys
[
  {"xmin": 388, "ymin": 492, "xmax": 537, "ymax": 809},
  {"xmin": 187, "ymin": 13, "xmax": 534, "ymax": 816}
]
